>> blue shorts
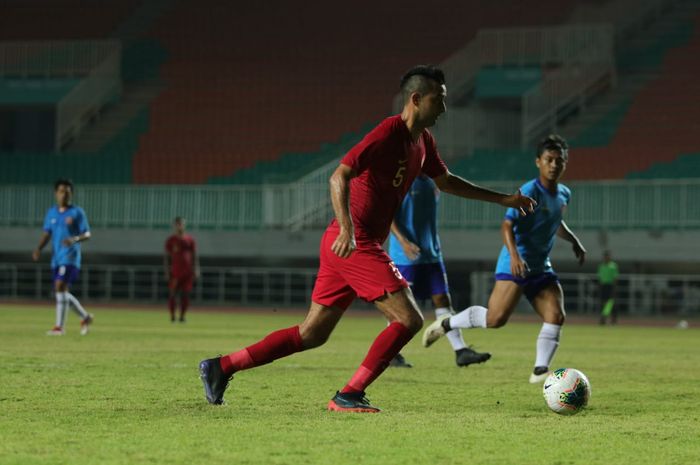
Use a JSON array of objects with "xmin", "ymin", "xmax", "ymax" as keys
[
  {"xmin": 53, "ymin": 265, "xmax": 80, "ymax": 286},
  {"xmin": 397, "ymin": 262, "xmax": 449, "ymax": 301},
  {"xmin": 495, "ymin": 272, "xmax": 559, "ymax": 302}
]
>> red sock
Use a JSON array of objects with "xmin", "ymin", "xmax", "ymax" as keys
[
  {"xmin": 168, "ymin": 296, "xmax": 176, "ymax": 319},
  {"xmin": 220, "ymin": 326, "xmax": 304, "ymax": 375},
  {"xmin": 341, "ymin": 322, "xmax": 412, "ymax": 394},
  {"xmin": 180, "ymin": 294, "xmax": 189, "ymax": 319}
]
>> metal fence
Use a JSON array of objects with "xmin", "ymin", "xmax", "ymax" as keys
[
  {"xmin": 0, "ymin": 263, "xmax": 318, "ymax": 307},
  {"xmin": 1, "ymin": 262, "xmax": 697, "ymax": 316},
  {"xmin": 0, "ymin": 40, "xmax": 120, "ymax": 78},
  {"xmin": 3, "ymin": 179, "xmax": 700, "ymax": 231}
]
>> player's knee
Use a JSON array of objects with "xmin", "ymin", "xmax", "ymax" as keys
[
  {"xmin": 487, "ymin": 313, "xmax": 509, "ymax": 328},
  {"xmin": 299, "ymin": 327, "xmax": 330, "ymax": 349},
  {"xmin": 397, "ymin": 312, "xmax": 423, "ymax": 334},
  {"xmin": 549, "ymin": 312, "xmax": 566, "ymax": 326}
]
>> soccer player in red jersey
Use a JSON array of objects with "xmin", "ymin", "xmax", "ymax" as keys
[
  {"xmin": 165, "ymin": 217, "xmax": 199, "ymax": 323},
  {"xmin": 199, "ymin": 65, "xmax": 536, "ymax": 412}
]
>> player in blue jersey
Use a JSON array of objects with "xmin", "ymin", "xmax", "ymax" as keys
[
  {"xmin": 389, "ymin": 174, "xmax": 491, "ymax": 367},
  {"xmin": 32, "ymin": 179, "xmax": 94, "ymax": 336},
  {"xmin": 422, "ymin": 135, "xmax": 586, "ymax": 383}
]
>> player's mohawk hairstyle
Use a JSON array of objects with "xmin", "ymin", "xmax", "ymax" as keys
[
  {"xmin": 400, "ymin": 65, "xmax": 446, "ymax": 103},
  {"xmin": 537, "ymin": 134, "xmax": 569, "ymax": 161},
  {"xmin": 400, "ymin": 64, "xmax": 446, "ymax": 89}
]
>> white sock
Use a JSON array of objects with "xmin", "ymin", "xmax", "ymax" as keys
[
  {"xmin": 55, "ymin": 292, "xmax": 68, "ymax": 328},
  {"xmin": 435, "ymin": 307, "xmax": 466, "ymax": 351},
  {"xmin": 535, "ymin": 322, "xmax": 562, "ymax": 368},
  {"xmin": 66, "ymin": 292, "xmax": 89, "ymax": 319},
  {"xmin": 449, "ymin": 305, "xmax": 488, "ymax": 329}
]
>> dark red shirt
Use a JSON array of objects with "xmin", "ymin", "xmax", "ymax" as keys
[
  {"xmin": 331, "ymin": 115, "xmax": 447, "ymax": 246},
  {"xmin": 165, "ymin": 234, "xmax": 196, "ymax": 277}
]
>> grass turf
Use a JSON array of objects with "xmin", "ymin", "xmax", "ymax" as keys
[{"xmin": 1, "ymin": 305, "xmax": 698, "ymax": 465}]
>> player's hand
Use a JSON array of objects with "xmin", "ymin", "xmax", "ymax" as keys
[
  {"xmin": 331, "ymin": 229, "xmax": 356, "ymax": 259},
  {"xmin": 32, "ymin": 248, "xmax": 41, "ymax": 262},
  {"xmin": 62, "ymin": 237, "xmax": 76, "ymax": 247},
  {"xmin": 502, "ymin": 189, "xmax": 536, "ymax": 216},
  {"xmin": 510, "ymin": 255, "xmax": 529, "ymax": 278},
  {"xmin": 573, "ymin": 242, "xmax": 586, "ymax": 266},
  {"xmin": 401, "ymin": 239, "xmax": 421, "ymax": 261}
]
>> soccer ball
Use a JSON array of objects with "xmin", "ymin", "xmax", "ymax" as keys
[{"xmin": 542, "ymin": 368, "xmax": 591, "ymax": 415}]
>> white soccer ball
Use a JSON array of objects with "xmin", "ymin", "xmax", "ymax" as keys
[{"xmin": 542, "ymin": 368, "xmax": 591, "ymax": 415}]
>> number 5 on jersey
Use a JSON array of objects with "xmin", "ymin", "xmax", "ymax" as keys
[{"xmin": 393, "ymin": 159, "xmax": 408, "ymax": 187}]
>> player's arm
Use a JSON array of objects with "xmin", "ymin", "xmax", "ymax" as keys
[
  {"xmin": 32, "ymin": 232, "xmax": 51, "ymax": 261},
  {"xmin": 390, "ymin": 220, "xmax": 420, "ymax": 260},
  {"xmin": 502, "ymin": 219, "xmax": 528, "ymax": 277},
  {"xmin": 556, "ymin": 220, "xmax": 586, "ymax": 265},
  {"xmin": 432, "ymin": 171, "xmax": 536, "ymax": 215},
  {"xmin": 62, "ymin": 209, "xmax": 92, "ymax": 246},
  {"xmin": 328, "ymin": 163, "xmax": 357, "ymax": 258},
  {"xmin": 62, "ymin": 230, "xmax": 91, "ymax": 247}
]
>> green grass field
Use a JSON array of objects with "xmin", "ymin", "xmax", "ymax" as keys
[{"xmin": 1, "ymin": 305, "xmax": 699, "ymax": 465}]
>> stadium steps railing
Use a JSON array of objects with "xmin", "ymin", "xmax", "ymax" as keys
[{"xmin": 2, "ymin": 179, "xmax": 700, "ymax": 231}]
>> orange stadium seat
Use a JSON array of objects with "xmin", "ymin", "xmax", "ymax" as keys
[{"xmin": 132, "ymin": 0, "xmax": 587, "ymax": 184}]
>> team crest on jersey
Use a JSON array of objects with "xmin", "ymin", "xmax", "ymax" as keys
[{"xmin": 65, "ymin": 217, "xmax": 73, "ymax": 225}]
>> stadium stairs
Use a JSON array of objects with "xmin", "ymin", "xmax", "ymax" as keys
[
  {"xmin": 65, "ymin": 1, "xmax": 175, "ymax": 153},
  {"xmin": 452, "ymin": 0, "xmax": 700, "ymax": 182},
  {"xmin": 566, "ymin": 4, "xmax": 700, "ymax": 180}
]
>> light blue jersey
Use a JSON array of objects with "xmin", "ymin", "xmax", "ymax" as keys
[
  {"xmin": 389, "ymin": 175, "xmax": 442, "ymax": 266},
  {"xmin": 495, "ymin": 179, "xmax": 570, "ymax": 275},
  {"xmin": 42, "ymin": 205, "xmax": 90, "ymax": 269}
]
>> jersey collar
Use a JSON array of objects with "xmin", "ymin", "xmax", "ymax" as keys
[{"xmin": 535, "ymin": 178, "xmax": 559, "ymax": 197}]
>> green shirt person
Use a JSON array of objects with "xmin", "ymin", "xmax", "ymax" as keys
[{"xmin": 598, "ymin": 251, "xmax": 619, "ymax": 324}]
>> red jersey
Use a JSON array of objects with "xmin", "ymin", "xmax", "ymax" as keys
[
  {"xmin": 165, "ymin": 234, "xmax": 196, "ymax": 277},
  {"xmin": 331, "ymin": 115, "xmax": 447, "ymax": 246}
]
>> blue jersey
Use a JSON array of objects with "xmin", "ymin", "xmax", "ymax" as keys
[
  {"xmin": 42, "ymin": 205, "xmax": 90, "ymax": 269},
  {"xmin": 389, "ymin": 175, "xmax": 443, "ymax": 265},
  {"xmin": 496, "ymin": 179, "xmax": 570, "ymax": 275}
]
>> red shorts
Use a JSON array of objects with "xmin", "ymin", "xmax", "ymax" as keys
[
  {"xmin": 311, "ymin": 228, "xmax": 408, "ymax": 310},
  {"xmin": 169, "ymin": 273, "xmax": 194, "ymax": 293}
]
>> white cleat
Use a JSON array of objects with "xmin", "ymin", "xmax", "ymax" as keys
[
  {"xmin": 46, "ymin": 326, "xmax": 65, "ymax": 336},
  {"xmin": 529, "ymin": 371, "xmax": 550, "ymax": 385},
  {"xmin": 422, "ymin": 314, "xmax": 450, "ymax": 348},
  {"xmin": 80, "ymin": 314, "xmax": 94, "ymax": 336}
]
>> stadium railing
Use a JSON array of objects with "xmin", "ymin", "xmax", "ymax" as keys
[
  {"xmin": 56, "ymin": 43, "xmax": 122, "ymax": 149},
  {"xmin": 0, "ymin": 40, "xmax": 122, "ymax": 150},
  {"xmin": 2, "ymin": 179, "xmax": 700, "ymax": 231},
  {"xmin": 569, "ymin": 0, "xmax": 678, "ymax": 43},
  {"xmin": 1, "ymin": 262, "xmax": 698, "ymax": 316},
  {"xmin": 0, "ymin": 263, "xmax": 317, "ymax": 308},
  {"xmin": 392, "ymin": 24, "xmax": 615, "ymax": 156},
  {"xmin": 0, "ymin": 40, "xmax": 119, "ymax": 78},
  {"xmin": 400, "ymin": 0, "xmax": 678, "ymax": 156}
]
